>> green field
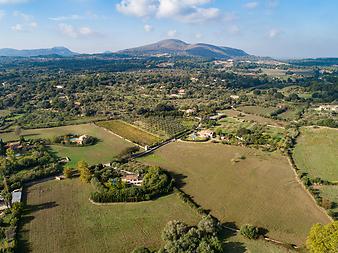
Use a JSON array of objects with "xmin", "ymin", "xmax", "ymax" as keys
[
  {"xmin": 18, "ymin": 179, "xmax": 297, "ymax": 253},
  {"xmin": 293, "ymin": 127, "xmax": 338, "ymax": 181},
  {"xmin": 96, "ymin": 120, "xmax": 162, "ymax": 146},
  {"xmin": 0, "ymin": 123, "xmax": 134, "ymax": 167},
  {"xmin": 139, "ymin": 142, "xmax": 330, "ymax": 245},
  {"xmin": 237, "ymin": 106, "xmax": 277, "ymax": 117},
  {"xmin": 17, "ymin": 179, "xmax": 201, "ymax": 253},
  {"xmin": 221, "ymin": 109, "xmax": 286, "ymax": 127}
]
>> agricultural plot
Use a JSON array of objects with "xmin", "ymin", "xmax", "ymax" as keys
[
  {"xmin": 134, "ymin": 116, "xmax": 197, "ymax": 138},
  {"xmin": 221, "ymin": 109, "xmax": 286, "ymax": 127},
  {"xmin": 17, "ymin": 179, "xmax": 201, "ymax": 253},
  {"xmin": 237, "ymin": 106, "xmax": 278, "ymax": 118},
  {"xmin": 96, "ymin": 120, "xmax": 162, "ymax": 146},
  {"xmin": 139, "ymin": 142, "xmax": 330, "ymax": 245},
  {"xmin": 293, "ymin": 127, "xmax": 338, "ymax": 181},
  {"xmin": 0, "ymin": 123, "xmax": 134, "ymax": 167}
]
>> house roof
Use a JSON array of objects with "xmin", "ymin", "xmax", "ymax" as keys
[{"xmin": 122, "ymin": 174, "xmax": 140, "ymax": 181}]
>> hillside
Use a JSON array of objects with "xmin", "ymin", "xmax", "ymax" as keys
[
  {"xmin": 0, "ymin": 47, "xmax": 77, "ymax": 57},
  {"xmin": 118, "ymin": 39, "xmax": 249, "ymax": 59}
]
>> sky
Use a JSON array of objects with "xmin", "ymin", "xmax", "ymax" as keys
[{"xmin": 0, "ymin": 0, "xmax": 338, "ymax": 58}]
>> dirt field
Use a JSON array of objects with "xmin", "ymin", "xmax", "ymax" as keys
[
  {"xmin": 17, "ymin": 179, "xmax": 201, "ymax": 253},
  {"xmin": 0, "ymin": 123, "xmax": 134, "ymax": 166},
  {"xmin": 139, "ymin": 142, "xmax": 330, "ymax": 245}
]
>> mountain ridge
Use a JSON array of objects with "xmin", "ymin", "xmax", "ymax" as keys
[
  {"xmin": 0, "ymin": 47, "xmax": 78, "ymax": 57},
  {"xmin": 118, "ymin": 39, "xmax": 249, "ymax": 59}
]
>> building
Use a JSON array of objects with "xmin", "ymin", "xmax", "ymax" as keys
[
  {"xmin": 197, "ymin": 129, "xmax": 214, "ymax": 139},
  {"xmin": 11, "ymin": 189, "xmax": 22, "ymax": 205},
  {"xmin": 121, "ymin": 174, "xmax": 143, "ymax": 186},
  {"xmin": 315, "ymin": 105, "xmax": 338, "ymax": 113}
]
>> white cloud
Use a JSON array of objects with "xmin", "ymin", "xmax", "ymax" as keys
[
  {"xmin": 11, "ymin": 10, "xmax": 37, "ymax": 32},
  {"xmin": 268, "ymin": 28, "xmax": 280, "ymax": 38},
  {"xmin": 116, "ymin": 0, "xmax": 220, "ymax": 23},
  {"xmin": 0, "ymin": 0, "xmax": 28, "ymax": 4},
  {"xmin": 243, "ymin": 1, "xmax": 259, "ymax": 9},
  {"xmin": 49, "ymin": 14, "xmax": 83, "ymax": 21},
  {"xmin": 11, "ymin": 23, "xmax": 22, "ymax": 31},
  {"xmin": 144, "ymin": 24, "xmax": 153, "ymax": 32},
  {"xmin": 58, "ymin": 23, "xmax": 96, "ymax": 38},
  {"xmin": 224, "ymin": 12, "xmax": 237, "ymax": 22},
  {"xmin": 167, "ymin": 29, "xmax": 177, "ymax": 37},
  {"xmin": 116, "ymin": 0, "xmax": 158, "ymax": 17}
]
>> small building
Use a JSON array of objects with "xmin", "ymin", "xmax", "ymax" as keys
[
  {"xmin": 55, "ymin": 175, "xmax": 66, "ymax": 181},
  {"xmin": 197, "ymin": 129, "xmax": 214, "ymax": 139},
  {"xmin": 11, "ymin": 189, "xmax": 22, "ymax": 205},
  {"xmin": 230, "ymin": 95, "xmax": 240, "ymax": 100},
  {"xmin": 121, "ymin": 174, "xmax": 143, "ymax": 186}
]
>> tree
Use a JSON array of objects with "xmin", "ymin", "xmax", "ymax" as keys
[
  {"xmin": 0, "ymin": 157, "xmax": 10, "ymax": 208},
  {"xmin": 306, "ymin": 221, "xmax": 338, "ymax": 253},
  {"xmin": 240, "ymin": 224, "xmax": 259, "ymax": 239},
  {"xmin": 162, "ymin": 220, "xmax": 189, "ymax": 242},
  {"xmin": 14, "ymin": 126, "xmax": 22, "ymax": 137},
  {"xmin": 197, "ymin": 215, "xmax": 220, "ymax": 236},
  {"xmin": 63, "ymin": 167, "xmax": 73, "ymax": 178},
  {"xmin": 77, "ymin": 161, "xmax": 91, "ymax": 183},
  {"xmin": 6, "ymin": 148, "xmax": 16, "ymax": 166}
]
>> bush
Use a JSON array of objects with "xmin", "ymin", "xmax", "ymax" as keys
[
  {"xmin": 63, "ymin": 167, "xmax": 73, "ymax": 178},
  {"xmin": 240, "ymin": 224, "xmax": 259, "ymax": 239}
]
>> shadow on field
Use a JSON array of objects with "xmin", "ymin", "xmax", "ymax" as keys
[
  {"xmin": 170, "ymin": 171, "xmax": 187, "ymax": 188},
  {"xmin": 222, "ymin": 242, "xmax": 246, "ymax": 253}
]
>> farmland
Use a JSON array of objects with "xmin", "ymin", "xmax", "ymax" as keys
[
  {"xmin": 293, "ymin": 127, "xmax": 338, "ymax": 181},
  {"xmin": 221, "ymin": 109, "xmax": 286, "ymax": 127},
  {"xmin": 96, "ymin": 120, "xmax": 162, "ymax": 146},
  {"xmin": 17, "ymin": 179, "xmax": 201, "ymax": 253},
  {"xmin": 237, "ymin": 106, "xmax": 277, "ymax": 117},
  {"xmin": 0, "ymin": 123, "xmax": 134, "ymax": 167},
  {"xmin": 139, "ymin": 142, "xmax": 330, "ymax": 245}
]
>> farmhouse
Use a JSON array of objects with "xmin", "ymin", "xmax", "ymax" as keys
[
  {"xmin": 197, "ymin": 129, "xmax": 214, "ymax": 139},
  {"xmin": 121, "ymin": 174, "xmax": 143, "ymax": 186}
]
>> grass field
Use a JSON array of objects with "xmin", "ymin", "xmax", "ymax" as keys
[
  {"xmin": 293, "ymin": 127, "xmax": 338, "ymax": 181},
  {"xmin": 0, "ymin": 123, "xmax": 134, "ymax": 167},
  {"xmin": 139, "ymin": 142, "xmax": 330, "ymax": 245},
  {"xmin": 319, "ymin": 185, "xmax": 338, "ymax": 215},
  {"xmin": 96, "ymin": 120, "xmax": 162, "ymax": 146},
  {"xmin": 18, "ymin": 179, "xmax": 297, "ymax": 253},
  {"xmin": 221, "ymin": 109, "xmax": 286, "ymax": 127},
  {"xmin": 17, "ymin": 179, "xmax": 201, "ymax": 253},
  {"xmin": 237, "ymin": 106, "xmax": 277, "ymax": 117}
]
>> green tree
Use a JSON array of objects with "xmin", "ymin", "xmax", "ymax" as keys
[
  {"xmin": 63, "ymin": 167, "xmax": 73, "ymax": 178},
  {"xmin": 240, "ymin": 224, "xmax": 259, "ymax": 240},
  {"xmin": 162, "ymin": 220, "xmax": 189, "ymax": 242},
  {"xmin": 197, "ymin": 215, "xmax": 220, "ymax": 236},
  {"xmin": 131, "ymin": 247, "xmax": 152, "ymax": 253},
  {"xmin": 306, "ymin": 221, "xmax": 338, "ymax": 253},
  {"xmin": 77, "ymin": 161, "xmax": 91, "ymax": 183},
  {"xmin": 6, "ymin": 148, "xmax": 16, "ymax": 166}
]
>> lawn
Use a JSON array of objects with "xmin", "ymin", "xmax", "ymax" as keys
[
  {"xmin": 139, "ymin": 142, "xmax": 330, "ymax": 245},
  {"xmin": 17, "ymin": 179, "xmax": 201, "ymax": 253},
  {"xmin": 0, "ymin": 123, "xmax": 134, "ymax": 167},
  {"xmin": 293, "ymin": 127, "xmax": 338, "ymax": 181},
  {"xmin": 96, "ymin": 120, "xmax": 162, "ymax": 147}
]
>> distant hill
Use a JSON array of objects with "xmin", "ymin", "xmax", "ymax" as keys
[
  {"xmin": 118, "ymin": 39, "xmax": 249, "ymax": 59},
  {"xmin": 0, "ymin": 47, "xmax": 78, "ymax": 57}
]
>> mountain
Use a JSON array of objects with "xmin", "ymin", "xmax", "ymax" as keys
[
  {"xmin": 0, "ymin": 47, "xmax": 78, "ymax": 57},
  {"xmin": 118, "ymin": 39, "xmax": 249, "ymax": 59}
]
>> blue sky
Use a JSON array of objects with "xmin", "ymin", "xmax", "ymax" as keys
[{"xmin": 0, "ymin": 0, "xmax": 337, "ymax": 58}]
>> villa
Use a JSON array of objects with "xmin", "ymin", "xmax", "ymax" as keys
[{"xmin": 121, "ymin": 174, "xmax": 143, "ymax": 186}]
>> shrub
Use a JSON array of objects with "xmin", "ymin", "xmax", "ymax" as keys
[
  {"xmin": 131, "ymin": 247, "xmax": 152, "ymax": 253},
  {"xmin": 240, "ymin": 224, "xmax": 259, "ymax": 239},
  {"xmin": 63, "ymin": 167, "xmax": 73, "ymax": 178}
]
